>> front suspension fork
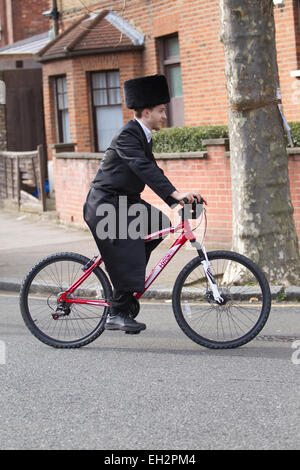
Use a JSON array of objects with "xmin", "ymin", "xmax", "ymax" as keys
[{"xmin": 191, "ymin": 242, "xmax": 224, "ymax": 304}]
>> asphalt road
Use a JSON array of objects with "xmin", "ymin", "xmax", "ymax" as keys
[{"xmin": 0, "ymin": 293, "xmax": 299, "ymax": 450}]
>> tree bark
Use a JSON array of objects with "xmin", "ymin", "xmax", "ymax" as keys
[{"xmin": 219, "ymin": 0, "xmax": 300, "ymax": 285}]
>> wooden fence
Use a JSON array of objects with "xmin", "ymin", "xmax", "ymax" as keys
[{"xmin": 0, "ymin": 145, "xmax": 47, "ymax": 211}]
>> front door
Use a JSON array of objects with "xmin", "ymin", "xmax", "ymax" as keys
[{"xmin": 4, "ymin": 69, "xmax": 47, "ymax": 152}]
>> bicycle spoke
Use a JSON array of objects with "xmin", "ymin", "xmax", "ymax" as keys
[
  {"xmin": 22, "ymin": 254, "xmax": 110, "ymax": 346},
  {"xmin": 175, "ymin": 251, "xmax": 270, "ymax": 346}
]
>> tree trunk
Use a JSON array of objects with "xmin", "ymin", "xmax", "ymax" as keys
[{"xmin": 219, "ymin": 0, "xmax": 300, "ymax": 285}]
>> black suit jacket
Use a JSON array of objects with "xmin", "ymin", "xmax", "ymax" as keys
[{"xmin": 91, "ymin": 119, "xmax": 177, "ymax": 207}]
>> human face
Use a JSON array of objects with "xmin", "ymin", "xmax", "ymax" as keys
[{"xmin": 142, "ymin": 104, "xmax": 167, "ymax": 131}]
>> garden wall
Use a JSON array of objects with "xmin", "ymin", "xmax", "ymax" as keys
[{"xmin": 53, "ymin": 140, "xmax": 300, "ymax": 248}]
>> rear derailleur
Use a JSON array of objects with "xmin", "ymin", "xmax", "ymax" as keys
[{"xmin": 52, "ymin": 298, "xmax": 71, "ymax": 320}]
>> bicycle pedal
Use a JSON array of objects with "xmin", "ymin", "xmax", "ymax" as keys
[{"xmin": 125, "ymin": 330, "xmax": 141, "ymax": 335}]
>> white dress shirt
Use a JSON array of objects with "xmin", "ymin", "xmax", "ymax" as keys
[{"xmin": 134, "ymin": 118, "xmax": 152, "ymax": 143}]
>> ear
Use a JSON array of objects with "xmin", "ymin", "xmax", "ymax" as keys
[{"xmin": 142, "ymin": 108, "xmax": 151, "ymax": 118}]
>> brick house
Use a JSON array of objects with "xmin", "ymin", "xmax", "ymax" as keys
[
  {"xmin": 0, "ymin": 0, "xmax": 50, "ymax": 47},
  {"xmin": 36, "ymin": 0, "xmax": 300, "ymax": 247},
  {"xmin": 39, "ymin": 0, "xmax": 300, "ymax": 158}
]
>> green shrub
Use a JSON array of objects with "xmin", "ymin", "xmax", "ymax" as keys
[
  {"xmin": 287, "ymin": 122, "xmax": 300, "ymax": 148},
  {"xmin": 152, "ymin": 122, "xmax": 300, "ymax": 153},
  {"xmin": 152, "ymin": 125, "xmax": 229, "ymax": 153}
]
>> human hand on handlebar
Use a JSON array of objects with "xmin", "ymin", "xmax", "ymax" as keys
[{"xmin": 170, "ymin": 190, "xmax": 206, "ymax": 206}]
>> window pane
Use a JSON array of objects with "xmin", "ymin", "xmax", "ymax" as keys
[
  {"xmin": 96, "ymin": 105, "xmax": 123, "ymax": 151},
  {"xmin": 58, "ymin": 92, "xmax": 68, "ymax": 110},
  {"xmin": 93, "ymin": 89, "xmax": 108, "ymax": 106},
  {"xmin": 169, "ymin": 65, "xmax": 183, "ymax": 97},
  {"xmin": 61, "ymin": 109, "xmax": 71, "ymax": 143},
  {"xmin": 56, "ymin": 77, "xmax": 64, "ymax": 93},
  {"xmin": 108, "ymin": 88, "xmax": 121, "ymax": 105},
  {"xmin": 92, "ymin": 72, "xmax": 107, "ymax": 89},
  {"xmin": 64, "ymin": 92, "xmax": 68, "ymax": 109},
  {"xmin": 58, "ymin": 94, "xmax": 64, "ymax": 110},
  {"xmin": 107, "ymin": 71, "xmax": 120, "ymax": 88},
  {"xmin": 54, "ymin": 76, "xmax": 70, "ymax": 143},
  {"xmin": 167, "ymin": 36, "xmax": 179, "ymax": 57},
  {"xmin": 62, "ymin": 78, "xmax": 68, "ymax": 93}
]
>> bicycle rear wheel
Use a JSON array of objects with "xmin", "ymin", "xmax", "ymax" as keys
[
  {"xmin": 20, "ymin": 252, "xmax": 112, "ymax": 348},
  {"xmin": 172, "ymin": 251, "xmax": 271, "ymax": 349}
]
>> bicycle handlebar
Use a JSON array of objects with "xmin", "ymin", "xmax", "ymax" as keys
[
  {"xmin": 182, "ymin": 197, "xmax": 206, "ymax": 205},
  {"xmin": 178, "ymin": 197, "xmax": 206, "ymax": 220}
]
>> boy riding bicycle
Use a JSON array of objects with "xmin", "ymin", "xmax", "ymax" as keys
[{"xmin": 84, "ymin": 74, "xmax": 201, "ymax": 333}]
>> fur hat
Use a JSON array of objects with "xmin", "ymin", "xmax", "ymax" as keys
[{"xmin": 124, "ymin": 74, "xmax": 170, "ymax": 109}]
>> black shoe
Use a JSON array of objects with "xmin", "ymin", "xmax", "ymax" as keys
[{"xmin": 105, "ymin": 312, "xmax": 146, "ymax": 332}]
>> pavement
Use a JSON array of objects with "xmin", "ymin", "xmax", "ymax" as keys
[{"xmin": 0, "ymin": 206, "xmax": 300, "ymax": 303}]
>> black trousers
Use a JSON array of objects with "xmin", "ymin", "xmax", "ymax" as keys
[{"xmin": 84, "ymin": 189, "xmax": 171, "ymax": 295}]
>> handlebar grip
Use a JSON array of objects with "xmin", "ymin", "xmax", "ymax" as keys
[
  {"xmin": 178, "ymin": 197, "xmax": 205, "ymax": 220},
  {"xmin": 182, "ymin": 197, "xmax": 205, "ymax": 205}
]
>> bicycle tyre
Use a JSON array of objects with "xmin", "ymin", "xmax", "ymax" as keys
[
  {"xmin": 20, "ymin": 252, "xmax": 112, "ymax": 349},
  {"xmin": 172, "ymin": 250, "xmax": 271, "ymax": 349}
]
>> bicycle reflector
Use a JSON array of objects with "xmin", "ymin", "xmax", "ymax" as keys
[{"xmin": 178, "ymin": 201, "xmax": 204, "ymax": 220}]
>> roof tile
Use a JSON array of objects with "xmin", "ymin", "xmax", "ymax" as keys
[{"xmin": 39, "ymin": 10, "xmax": 144, "ymax": 62}]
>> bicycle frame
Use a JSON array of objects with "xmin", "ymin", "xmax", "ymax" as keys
[
  {"xmin": 58, "ymin": 201, "xmax": 225, "ymax": 307},
  {"xmin": 58, "ymin": 219, "xmax": 198, "ymax": 307}
]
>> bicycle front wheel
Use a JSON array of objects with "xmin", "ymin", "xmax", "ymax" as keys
[
  {"xmin": 20, "ymin": 252, "xmax": 112, "ymax": 348},
  {"xmin": 172, "ymin": 251, "xmax": 271, "ymax": 349}
]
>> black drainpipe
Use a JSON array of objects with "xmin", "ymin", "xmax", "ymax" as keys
[{"xmin": 52, "ymin": 0, "xmax": 59, "ymax": 37}]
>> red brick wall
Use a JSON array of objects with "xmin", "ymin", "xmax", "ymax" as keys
[
  {"xmin": 56, "ymin": 0, "xmax": 229, "ymax": 127},
  {"xmin": 0, "ymin": 0, "xmax": 8, "ymax": 46},
  {"xmin": 288, "ymin": 151, "xmax": 300, "ymax": 237},
  {"xmin": 0, "ymin": 0, "xmax": 50, "ymax": 47},
  {"xmin": 45, "ymin": 1, "xmax": 300, "ymax": 249},
  {"xmin": 53, "ymin": 156, "xmax": 99, "ymax": 225},
  {"xmin": 42, "ymin": 52, "xmax": 143, "ymax": 157},
  {"xmin": 54, "ymin": 0, "xmax": 300, "ymax": 126},
  {"xmin": 41, "ymin": 1, "xmax": 300, "ymax": 161},
  {"xmin": 52, "ymin": 144, "xmax": 300, "ymax": 248},
  {"xmin": 12, "ymin": 0, "xmax": 50, "ymax": 42},
  {"xmin": 274, "ymin": 0, "xmax": 300, "ymax": 121}
]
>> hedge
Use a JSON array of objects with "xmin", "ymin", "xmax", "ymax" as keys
[
  {"xmin": 152, "ymin": 125, "xmax": 228, "ymax": 153},
  {"xmin": 152, "ymin": 122, "xmax": 300, "ymax": 153},
  {"xmin": 288, "ymin": 122, "xmax": 300, "ymax": 148}
]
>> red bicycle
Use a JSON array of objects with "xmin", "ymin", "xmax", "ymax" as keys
[{"xmin": 20, "ymin": 199, "xmax": 271, "ymax": 349}]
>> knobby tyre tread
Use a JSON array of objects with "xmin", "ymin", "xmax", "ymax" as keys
[
  {"xmin": 20, "ymin": 252, "xmax": 112, "ymax": 349},
  {"xmin": 172, "ymin": 250, "xmax": 271, "ymax": 349}
]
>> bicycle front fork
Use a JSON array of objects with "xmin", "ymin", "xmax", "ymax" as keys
[{"xmin": 191, "ymin": 241, "xmax": 224, "ymax": 304}]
